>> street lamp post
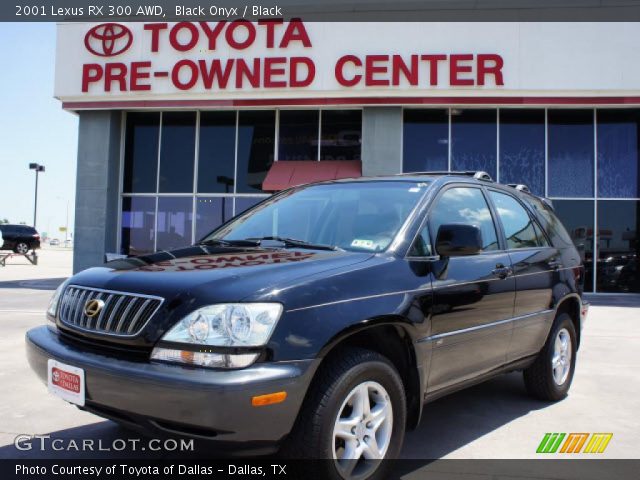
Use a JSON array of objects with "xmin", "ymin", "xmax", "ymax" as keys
[{"xmin": 29, "ymin": 163, "xmax": 45, "ymax": 228}]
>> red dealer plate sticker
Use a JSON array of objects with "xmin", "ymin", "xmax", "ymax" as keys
[{"xmin": 47, "ymin": 359, "xmax": 85, "ymax": 406}]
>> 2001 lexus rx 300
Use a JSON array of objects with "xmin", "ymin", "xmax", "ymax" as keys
[{"xmin": 27, "ymin": 172, "xmax": 588, "ymax": 480}]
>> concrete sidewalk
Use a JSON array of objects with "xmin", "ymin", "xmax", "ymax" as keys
[{"xmin": 0, "ymin": 249, "xmax": 638, "ymax": 462}]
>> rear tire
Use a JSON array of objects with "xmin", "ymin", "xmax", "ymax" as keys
[
  {"xmin": 523, "ymin": 313, "xmax": 577, "ymax": 401},
  {"xmin": 14, "ymin": 242, "xmax": 29, "ymax": 254},
  {"xmin": 283, "ymin": 348, "xmax": 406, "ymax": 480}
]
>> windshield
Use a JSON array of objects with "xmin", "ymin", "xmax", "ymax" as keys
[{"xmin": 203, "ymin": 181, "xmax": 430, "ymax": 252}]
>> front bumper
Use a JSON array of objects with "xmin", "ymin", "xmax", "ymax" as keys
[{"xmin": 26, "ymin": 326, "xmax": 318, "ymax": 448}]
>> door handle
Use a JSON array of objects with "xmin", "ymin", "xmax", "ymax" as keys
[
  {"xmin": 491, "ymin": 263, "xmax": 512, "ymax": 279},
  {"xmin": 548, "ymin": 259, "xmax": 563, "ymax": 270}
]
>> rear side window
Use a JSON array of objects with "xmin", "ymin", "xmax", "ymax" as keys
[
  {"xmin": 524, "ymin": 195, "xmax": 574, "ymax": 248},
  {"xmin": 489, "ymin": 191, "xmax": 548, "ymax": 249},
  {"xmin": 430, "ymin": 187, "xmax": 499, "ymax": 251}
]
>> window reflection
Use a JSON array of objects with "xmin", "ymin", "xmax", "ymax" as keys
[
  {"xmin": 320, "ymin": 110, "xmax": 362, "ymax": 161},
  {"xmin": 451, "ymin": 109, "xmax": 497, "ymax": 179},
  {"xmin": 156, "ymin": 197, "xmax": 193, "ymax": 251},
  {"xmin": 552, "ymin": 200, "xmax": 595, "ymax": 292},
  {"xmin": 548, "ymin": 110, "xmax": 594, "ymax": 198},
  {"xmin": 235, "ymin": 196, "xmax": 266, "ymax": 215},
  {"xmin": 489, "ymin": 191, "xmax": 544, "ymax": 249},
  {"xmin": 195, "ymin": 197, "xmax": 234, "ymax": 241},
  {"xmin": 499, "ymin": 109, "xmax": 545, "ymax": 196},
  {"xmin": 237, "ymin": 111, "xmax": 276, "ymax": 193},
  {"xmin": 597, "ymin": 201, "xmax": 639, "ymax": 293},
  {"xmin": 123, "ymin": 113, "xmax": 160, "ymax": 193},
  {"xmin": 278, "ymin": 110, "xmax": 319, "ymax": 161},
  {"xmin": 430, "ymin": 187, "xmax": 498, "ymax": 251},
  {"xmin": 402, "ymin": 109, "xmax": 448, "ymax": 173},
  {"xmin": 597, "ymin": 109, "xmax": 640, "ymax": 198},
  {"xmin": 121, "ymin": 197, "xmax": 156, "ymax": 256},
  {"xmin": 198, "ymin": 111, "xmax": 236, "ymax": 194},
  {"xmin": 159, "ymin": 112, "xmax": 196, "ymax": 193}
]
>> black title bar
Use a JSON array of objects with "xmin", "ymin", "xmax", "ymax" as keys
[{"xmin": 4, "ymin": 0, "xmax": 640, "ymax": 22}]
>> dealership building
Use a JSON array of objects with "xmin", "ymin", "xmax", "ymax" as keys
[{"xmin": 56, "ymin": 21, "xmax": 640, "ymax": 293}]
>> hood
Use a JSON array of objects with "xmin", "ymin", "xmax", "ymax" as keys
[{"xmin": 70, "ymin": 245, "xmax": 374, "ymax": 303}]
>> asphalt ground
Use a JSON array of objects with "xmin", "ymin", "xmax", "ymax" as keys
[{"xmin": 0, "ymin": 248, "xmax": 638, "ymax": 473}]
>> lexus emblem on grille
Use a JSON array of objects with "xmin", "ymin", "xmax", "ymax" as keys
[{"xmin": 84, "ymin": 299, "xmax": 105, "ymax": 318}]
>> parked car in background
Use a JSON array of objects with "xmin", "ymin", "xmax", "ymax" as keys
[
  {"xmin": 0, "ymin": 224, "xmax": 40, "ymax": 254},
  {"xmin": 49, "ymin": 239, "xmax": 60, "ymax": 246},
  {"xmin": 27, "ymin": 172, "xmax": 587, "ymax": 480}
]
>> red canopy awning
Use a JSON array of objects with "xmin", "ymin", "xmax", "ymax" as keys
[{"xmin": 262, "ymin": 160, "xmax": 362, "ymax": 192}]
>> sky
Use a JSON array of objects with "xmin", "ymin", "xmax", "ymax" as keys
[{"xmin": 0, "ymin": 23, "xmax": 78, "ymax": 239}]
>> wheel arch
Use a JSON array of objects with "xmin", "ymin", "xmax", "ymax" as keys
[
  {"xmin": 313, "ymin": 317, "xmax": 424, "ymax": 431},
  {"xmin": 554, "ymin": 293, "xmax": 582, "ymax": 349}
]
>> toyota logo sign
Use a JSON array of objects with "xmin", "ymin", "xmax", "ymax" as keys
[{"xmin": 84, "ymin": 23, "xmax": 133, "ymax": 57}]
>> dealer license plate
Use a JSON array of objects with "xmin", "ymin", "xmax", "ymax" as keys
[{"xmin": 47, "ymin": 359, "xmax": 85, "ymax": 406}]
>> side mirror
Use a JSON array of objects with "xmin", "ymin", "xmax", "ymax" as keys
[{"xmin": 435, "ymin": 224, "xmax": 483, "ymax": 257}]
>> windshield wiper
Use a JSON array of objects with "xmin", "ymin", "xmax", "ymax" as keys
[
  {"xmin": 197, "ymin": 239, "xmax": 260, "ymax": 247},
  {"xmin": 247, "ymin": 236, "xmax": 341, "ymax": 251}
]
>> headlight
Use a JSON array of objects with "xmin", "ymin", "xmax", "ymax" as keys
[
  {"xmin": 151, "ymin": 303, "xmax": 283, "ymax": 369},
  {"xmin": 46, "ymin": 278, "xmax": 71, "ymax": 320},
  {"xmin": 157, "ymin": 303, "xmax": 283, "ymax": 347}
]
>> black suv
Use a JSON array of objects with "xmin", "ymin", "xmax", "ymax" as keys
[
  {"xmin": 26, "ymin": 173, "xmax": 587, "ymax": 479},
  {"xmin": 0, "ymin": 224, "xmax": 40, "ymax": 254}
]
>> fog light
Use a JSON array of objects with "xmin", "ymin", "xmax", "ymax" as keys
[{"xmin": 150, "ymin": 347, "xmax": 258, "ymax": 369}]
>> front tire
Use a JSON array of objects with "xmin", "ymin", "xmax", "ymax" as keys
[
  {"xmin": 14, "ymin": 242, "xmax": 29, "ymax": 254},
  {"xmin": 284, "ymin": 348, "xmax": 406, "ymax": 480},
  {"xmin": 523, "ymin": 313, "xmax": 577, "ymax": 401}
]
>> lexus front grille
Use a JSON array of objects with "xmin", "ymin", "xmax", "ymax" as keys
[{"xmin": 58, "ymin": 285, "xmax": 164, "ymax": 337}]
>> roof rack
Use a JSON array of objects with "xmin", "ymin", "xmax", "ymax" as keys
[
  {"xmin": 507, "ymin": 183, "xmax": 531, "ymax": 193},
  {"xmin": 400, "ymin": 171, "xmax": 494, "ymax": 182},
  {"xmin": 473, "ymin": 171, "xmax": 493, "ymax": 182}
]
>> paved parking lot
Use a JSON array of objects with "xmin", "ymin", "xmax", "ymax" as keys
[{"xmin": 0, "ymin": 249, "xmax": 638, "ymax": 464}]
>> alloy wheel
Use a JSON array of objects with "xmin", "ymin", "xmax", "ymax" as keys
[
  {"xmin": 552, "ymin": 327, "xmax": 572, "ymax": 385},
  {"xmin": 332, "ymin": 381, "xmax": 393, "ymax": 479}
]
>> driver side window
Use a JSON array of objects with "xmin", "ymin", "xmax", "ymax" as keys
[{"xmin": 430, "ymin": 187, "xmax": 499, "ymax": 252}]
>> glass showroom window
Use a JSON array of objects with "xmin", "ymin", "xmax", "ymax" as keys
[
  {"xmin": 237, "ymin": 110, "xmax": 277, "ymax": 193},
  {"xmin": 553, "ymin": 200, "xmax": 595, "ymax": 293},
  {"xmin": 235, "ymin": 196, "xmax": 265, "ymax": 215},
  {"xmin": 499, "ymin": 109, "xmax": 545, "ymax": 196},
  {"xmin": 198, "ymin": 111, "xmax": 236, "ymax": 194},
  {"xmin": 597, "ymin": 109, "xmax": 640, "ymax": 198},
  {"xmin": 278, "ymin": 110, "xmax": 320, "ymax": 161},
  {"xmin": 123, "ymin": 112, "xmax": 160, "ymax": 193},
  {"xmin": 320, "ymin": 110, "xmax": 362, "ymax": 161},
  {"xmin": 402, "ymin": 109, "xmax": 448, "ymax": 172},
  {"xmin": 451, "ymin": 109, "xmax": 497, "ymax": 179},
  {"xmin": 548, "ymin": 110, "xmax": 594, "ymax": 198},
  {"xmin": 278, "ymin": 109, "xmax": 362, "ymax": 162},
  {"xmin": 596, "ymin": 201, "xmax": 639, "ymax": 293},
  {"xmin": 120, "ymin": 197, "xmax": 156, "ymax": 256},
  {"xmin": 156, "ymin": 197, "xmax": 193, "ymax": 251},
  {"xmin": 159, "ymin": 112, "xmax": 196, "ymax": 193},
  {"xmin": 195, "ymin": 197, "xmax": 233, "ymax": 241}
]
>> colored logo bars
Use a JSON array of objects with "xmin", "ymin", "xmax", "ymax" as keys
[{"xmin": 536, "ymin": 433, "xmax": 613, "ymax": 454}]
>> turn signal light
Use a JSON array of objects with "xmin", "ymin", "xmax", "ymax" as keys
[{"xmin": 252, "ymin": 391, "xmax": 287, "ymax": 407}]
